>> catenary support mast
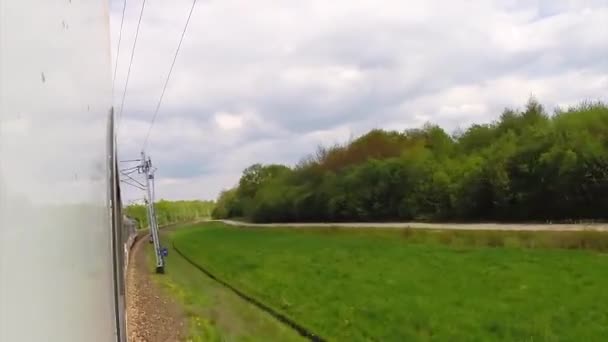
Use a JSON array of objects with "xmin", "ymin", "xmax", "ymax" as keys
[{"xmin": 140, "ymin": 151, "xmax": 164, "ymax": 273}]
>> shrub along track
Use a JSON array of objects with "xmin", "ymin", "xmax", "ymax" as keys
[{"xmin": 171, "ymin": 241, "xmax": 326, "ymax": 342}]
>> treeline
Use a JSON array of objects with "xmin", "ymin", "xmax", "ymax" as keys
[
  {"xmin": 213, "ymin": 99, "xmax": 608, "ymax": 223},
  {"xmin": 126, "ymin": 200, "xmax": 214, "ymax": 229}
]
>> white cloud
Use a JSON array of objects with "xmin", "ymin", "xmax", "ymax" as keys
[
  {"xmin": 281, "ymin": 65, "xmax": 365, "ymax": 90},
  {"xmin": 214, "ymin": 112, "xmax": 244, "ymax": 131},
  {"xmin": 109, "ymin": 0, "xmax": 608, "ymax": 201}
]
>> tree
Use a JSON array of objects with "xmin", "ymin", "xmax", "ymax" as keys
[{"xmin": 214, "ymin": 100, "xmax": 608, "ymax": 223}]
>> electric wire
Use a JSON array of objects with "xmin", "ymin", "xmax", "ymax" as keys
[
  {"xmin": 120, "ymin": 165, "xmax": 140, "ymax": 173},
  {"xmin": 121, "ymin": 168, "xmax": 138, "ymax": 176},
  {"xmin": 141, "ymin": 0, "xmax": 198, "ymax": 151},
  {"xmin": 117, "ymin": 0, "xmax": 147, "ymax": 131},
  {"xmin": 120, "ymin": 171, "xmax": 146, "ymax": 188},
  {"xmin": 120, "ymin": 180, "xmax": 146, "ymax": 191},
  {"xmin": 112, "ymin": 0, "xmax": 128, "ymax": 92}
]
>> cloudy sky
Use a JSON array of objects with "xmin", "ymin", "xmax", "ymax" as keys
[{"xmin": 110, "ymin": 0, "xmax": 608, "ymax": 202}]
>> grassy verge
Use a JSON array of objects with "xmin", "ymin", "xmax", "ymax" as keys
[
  {"xmin": 146, "ymin": 229, "xmax": 305, "ymax": 341},
  {"xmin": 173, "ymin": 222, "xmax": 608, "ymax": 341}
]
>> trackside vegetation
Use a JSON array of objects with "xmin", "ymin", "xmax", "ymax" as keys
[
  {"xmin": 125, "ymin": 200, "xmax": 214, "ymax": 229},
  {"xmin": 147, "ymin": 229, "xmax": 304, "ymax": 342},
  {"xmin": 213, "ymin": 99, "xmax": 608, "ymax": 223},
  {"xmin": 172, "ymin": 222, "xmax": 608, "ymax": 341}
]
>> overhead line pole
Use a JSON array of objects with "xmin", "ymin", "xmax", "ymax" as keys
[
  {"xmin": 119, "ymin": 154, "xmax": 165, "ymax": 273},
  {"xmin": 140, "ymin": 151, "xmax": 164, "ymax": 273}
]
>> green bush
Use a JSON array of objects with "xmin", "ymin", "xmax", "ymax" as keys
[
  {"xmin": 125, "ymin": 200, "xmax": 214, "ymax": 229},
  {"xmin": 213, "ymin": 99, "xmax": 608, "ymax": 223}
]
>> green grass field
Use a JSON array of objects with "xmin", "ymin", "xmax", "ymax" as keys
[
  {"xmin": 149, "ymin": 230, "xmax": 305, "ymax": 341},
  {"xmin": 171, "ymin": 222, "xmax": 608, "ymax": 341}
]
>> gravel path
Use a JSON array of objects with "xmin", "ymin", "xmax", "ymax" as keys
[
  {"xmin": 127, "ymin": 235, "xmax": 187, "ymax": 342},
  {"xmin": 221, "ymin": 220, "xmax": 608, "ymax": 231}
]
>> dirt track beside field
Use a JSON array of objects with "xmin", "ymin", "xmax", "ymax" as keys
[
  {"xmin": 221, "ymin": 220, "xmax": 608, "ymax": 231},
  {"xmin": 126, "ymin": 235, "xmax": 187, "ymax": 342}
]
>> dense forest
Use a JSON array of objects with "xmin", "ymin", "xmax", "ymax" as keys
[
  {"xmin": 126, "ymin": 199, "xmax": 214, "ymax": 229},
  {"xmin": 213, "ymin": 99, "xmax": 608, "ymax": 223}
]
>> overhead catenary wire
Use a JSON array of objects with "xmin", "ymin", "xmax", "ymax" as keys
[
  {"xmin": 120, "ymin": 171, "xmax": 147, "ymax": 188},
  {"xmin": 120, "ymin": 165, "xmax": 140, "ymax": 173},
  {"xmin": 112, "ymin": 0, "xmax": 128, "ymax": 92},
  {"xmin": 117, "ymin": 0, "xmax": 148, "ymax": 131},
  {"xmin": 120, "ymin": 179, "xmax": 146, "ymax": 191},
  {"xmin": 141, "ymin": 0, "xmax": 198, "ymax": 151},
  {"xmin": 117, "ymin": 2, "xmax": 198, "ymax": 249},
  {"xmin": 121, "ymin": 168, "xmax": 138, "ymax": 176}
]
